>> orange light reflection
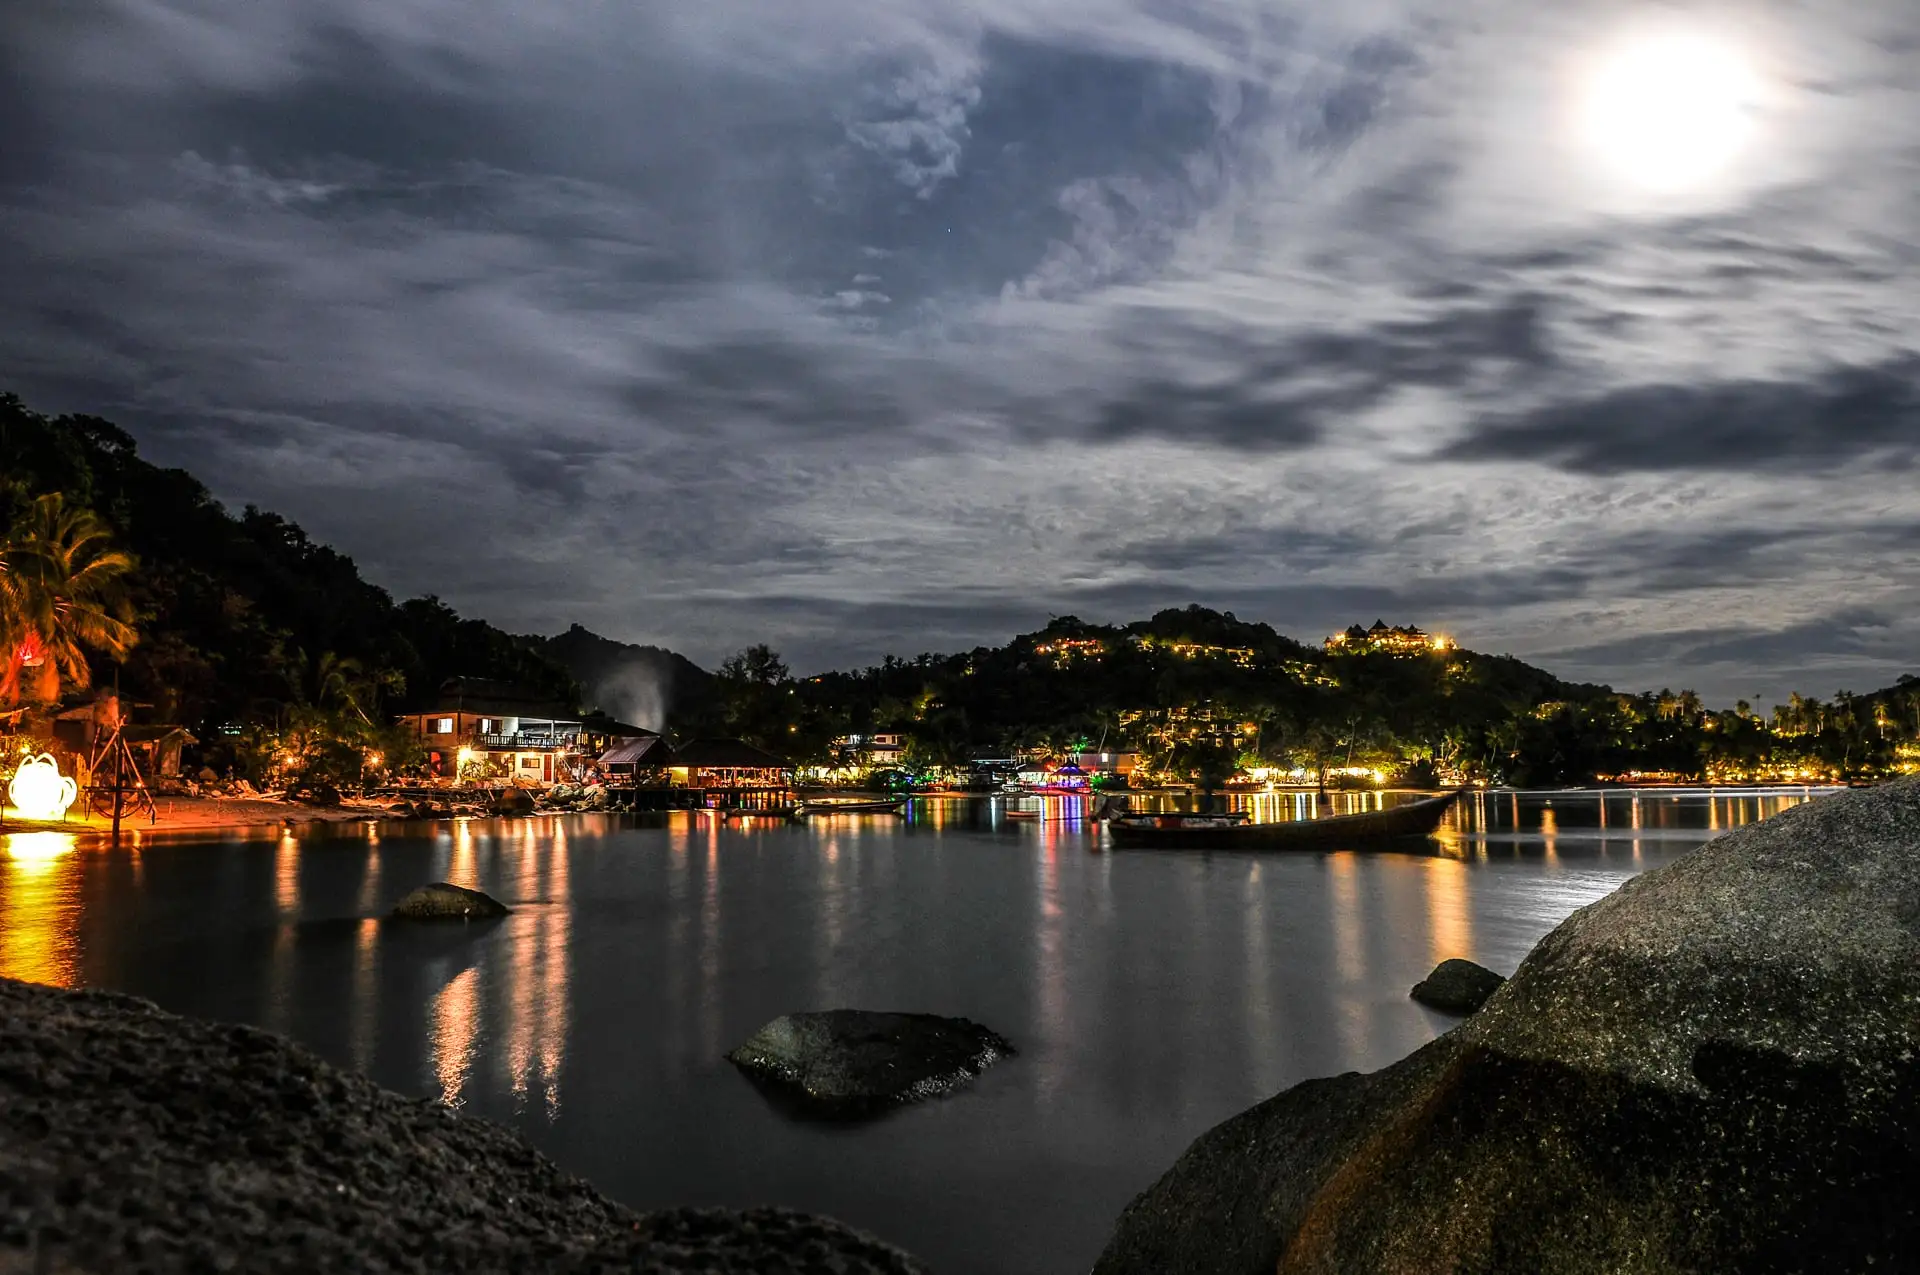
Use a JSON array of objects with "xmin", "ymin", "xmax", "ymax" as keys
[
  {"xmin": 432, "ymin": 965, "xmax": 481, "ymax": 1107},
  {"xmin": 0, "ymin": 833, "xmax": 82, "ymax": 987}
]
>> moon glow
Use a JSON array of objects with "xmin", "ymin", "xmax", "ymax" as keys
[{"xmin": 1579, "ymin": 33, "xmax": 1761, "ymax": 192}]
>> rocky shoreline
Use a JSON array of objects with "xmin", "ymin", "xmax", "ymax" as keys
[
  {"xmin": 1095, "ymin": 777, "xmax": 1920, "ymax": 1273},
  {"xmin": 0, "ymin": 978, "xmax": 925, "ymax": 1274}
]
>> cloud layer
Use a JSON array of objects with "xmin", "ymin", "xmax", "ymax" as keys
[{"xmin": 2, "ymin": 0, "xmax": 1917, "ymax": 701}]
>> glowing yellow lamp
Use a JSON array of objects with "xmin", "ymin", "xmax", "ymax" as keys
[{"xmin": 7, "ymin": 754, "xmax": 78, "ymax": 822}]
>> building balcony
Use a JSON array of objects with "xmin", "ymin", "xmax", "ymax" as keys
[{"xmin": 478, "ymin": 732, "xmax": 580, "ymax": 751}]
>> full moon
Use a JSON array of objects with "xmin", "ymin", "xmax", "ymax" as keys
[{"xmin": 1579, "ymin": 33, "xmax": 1761, "ymax": 192}]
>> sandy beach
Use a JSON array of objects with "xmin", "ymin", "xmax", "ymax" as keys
[{"xmin": 0, "ymin": 794, "xmax": 396, "ymax": 841}]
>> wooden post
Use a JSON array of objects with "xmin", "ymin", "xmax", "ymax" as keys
[{"xmin": 110, "ymin": 734, "xmax": 124, "ymax": 844}]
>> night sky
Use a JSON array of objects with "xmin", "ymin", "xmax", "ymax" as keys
[{"xmin": 2, "ymin": 1, "xmax": 1915, "ymax": 702}]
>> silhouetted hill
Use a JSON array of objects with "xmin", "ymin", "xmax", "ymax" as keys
[
  {"xmin": 525, "ymin": 624, "xmax": 712, "ymax": 732},
  {"xmin": 0, "ymin": 391, "xmax": 578, "ymax": 732}
]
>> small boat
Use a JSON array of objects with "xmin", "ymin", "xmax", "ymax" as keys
[
  {"xmin": 797, "ymin": 797, "xmax": 908, "ymax": 816},
  {"xmin": 1106, "ymin": 791, "xmax": 1461, "ymax": 851},
  {"xmin": 1004, "ymin": 809, "xmax": 1041, "ymax": 821},
  {"xmin": 719, "ymin": 805, "xmax": 800, "ymax": 821}
]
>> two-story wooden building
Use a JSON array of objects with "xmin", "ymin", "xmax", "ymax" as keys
[{"xmin": 396, "ymin": 678, "xmax": 652, "ymax": 785}]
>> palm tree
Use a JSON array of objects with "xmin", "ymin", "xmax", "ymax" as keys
[
  {"xmin": 288, "ymin": 648, "xmax": 400, "ymax": 726},
  {"xmin": 0, "ymin": 494, "xmax": 138, "ymax": 707},
  {"xmin": 0, "ymin": 550, "xmax": 24, "ymax": 706}
]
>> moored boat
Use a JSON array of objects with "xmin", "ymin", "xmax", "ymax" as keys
[
  {"xmin": 796, "ymin": 797, "xmax": 909, "ymax": 816},
  {"xmin": 1106, "ymin": 791, "xmax": 1461, "ymax": 850}
]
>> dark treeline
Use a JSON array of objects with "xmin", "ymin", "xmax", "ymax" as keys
[
  {"xmin": 4, "ymin": 393, "xmax": 1915, "ymax": 788},
  {"xmin": 701, "ymin": 615, "xmax": 1920, "ymax": 787},
  {"xmin": 689, "ymin": 612, "xmax": 1914, "ymax": 786}
]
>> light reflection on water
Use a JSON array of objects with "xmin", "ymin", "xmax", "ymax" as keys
[
  {"xmin": 0, "ymin": 832, "xmax": 81, "ymax": 988},
  {"xmin": 0, "ymin": 790, "xmax": 1837, "ymax": 1275}
]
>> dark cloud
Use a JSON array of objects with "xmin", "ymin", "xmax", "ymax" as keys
[
  {"xmin": 1540, "ymin": 610, "xmax": 1915, "ymax": 702},
  {"xmin": 2, "ymin": 0, "xmax": 1919, "ymax": 700},
  {"xmin": 1447, "ymin": 356, "xmax": 1920, "ymax": 473},
  {"xmin": 1092, "ymin": 525, "xmax": 1373, "ymax": 572},
  {"xmin": 630, "ymin": 341, "xmax": 913, "ymax": 439},
  {"xmin": 1095, "ymin": 297, "xmax": 1555, "ymax": 448}
]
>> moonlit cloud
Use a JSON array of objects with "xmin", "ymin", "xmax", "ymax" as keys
[{"xmin": 1, "ymin": 0, "xmax": 1916, "ymax": 702}]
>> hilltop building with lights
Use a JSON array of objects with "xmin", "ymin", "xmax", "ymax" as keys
[{"xmin": 1325, "ymin": 621, "xmax": 1456, "ymax": 656}]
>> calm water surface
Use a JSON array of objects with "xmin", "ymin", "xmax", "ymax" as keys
[{"xmin": 0, "ymin": 788, "xmax": 1831, "ymax": 1273}]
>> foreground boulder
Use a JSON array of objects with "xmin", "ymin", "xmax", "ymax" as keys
[
  {"xmin": 0, "ymin": 978, "xmax": 926, "ymax": 1274},
  {"xmin": 1096, "ymin": 779, "xmax": 1920, "ymax": 1274},
  {"xmin": 728, "ymin": 1011, "xmax": 1015, "ymax": 1118},
  {"xmin": 390, "ymin": 882, "xmax": 511, "ymax": 920},
  {"xmin": 1408, "ymin": 958, "xmax": 1504, "ymax": 1014}
]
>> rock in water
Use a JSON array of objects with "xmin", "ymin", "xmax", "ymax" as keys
[
  {"xmin": 1408, "ymin": 958, "xmax": 1504, "ymax": 1014},
  {"xmin": 491, "ymin": 787, "xmax": 536, "ymax": 816},
  {"xmin": 728, "ymin": 1011, "xmax": 1015, "ymax": 1117},
  {"xmin": 0, "ymin": 978, "xmax": 926, "ymax": 1273},
  {"xmin": 390, "ymin": 882, "xmax": 510, "ymax": 920},
  {"xmin": 1095, "ymin": 779, "xmax": 1920, "ymax": 1275}
]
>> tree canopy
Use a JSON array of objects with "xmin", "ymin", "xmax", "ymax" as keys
[{"xmin": 1, "ymin": 392, "xmax": 577, "ymax": 767}]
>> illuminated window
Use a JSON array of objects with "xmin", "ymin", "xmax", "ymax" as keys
[{"xmin": 434, "ymin": 718, "xmax": 453, "ymax": 734}]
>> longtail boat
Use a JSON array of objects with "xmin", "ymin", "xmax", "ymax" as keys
[
  {"xmin": 796, "ymin": 797, "xmax": 909, "ymax": 816},
  {"xmin": 719, "ymin": 805, "xmax": 801, "ymax": 820},
  {"xmin": 1105, "ymin": 791, "xmax": 1461, "ymax": 851}
]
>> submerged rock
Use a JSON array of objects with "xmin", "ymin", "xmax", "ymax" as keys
[
  {"xmin": 1096, "ymin": 778, "xmax": 1920, "ymax": 1275},
  {"xmin": 728, "ymin": 1010, "xmax": 1015, "ymax": 1118},
  {"xmin": 0, "ymin": 978, "xmax": 926, "ymax": 1273},
  {"xmin": 1408, "ymin": 958, "xmax": 1504, "ymax": 1015},
  {"xmin": 390, "ymin": 882, "xmax": 510, "ymax": 920}
]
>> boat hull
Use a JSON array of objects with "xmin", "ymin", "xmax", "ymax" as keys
[
  {"xmin": 719, "ymin": 805, "xmax": 800, "ymax": 820},
  {"xmin": 1106, "ymin": 791, "xmax": 1461, "ymax": 851},
  {"xmin": 797, "ymin": 798, "xmax": 908, "ymax": 816}
]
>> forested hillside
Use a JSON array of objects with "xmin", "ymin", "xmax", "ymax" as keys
[{"xmin": 0, "ymin": 393, "xmax": 578, "ymax": 749}]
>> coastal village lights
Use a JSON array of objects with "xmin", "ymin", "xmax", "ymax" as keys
[{"xmin": 7, "ymin": 754, "xmax": 78, "ymax": 822}]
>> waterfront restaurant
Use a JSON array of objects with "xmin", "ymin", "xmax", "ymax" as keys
[
  {"xmin": 598, "ymin": 734, "xmax": 676, "ymax": 785},
  {"xmin": 1016, "ymin": 757, "xmax": 1091, "ymax": 791},
  {"xmin": 1069, "ymin": 750, "xmax": 1140, "ymax": 781},
  {"xmin": 579, "ymin": 711, "xmax": 660, "ymax": 758},
  {"xmin": 668, "ymin": 739, "xmax": 793, "ymax": 789},
  {"xmin": 395, "ymin": 677, "xmax": 588, "ymax": 784}
]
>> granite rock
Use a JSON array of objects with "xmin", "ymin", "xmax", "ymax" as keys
[
  {"xmin": 490, "ymin": 788, "xmax": 536, "ymax": 816},
  {"xmin": 0, "ymin": 978, "xmax": 926, "ymax": 1274},
  {"xmin": 728, "ymin": 1010, "xmax": 1015, "ymax": 1118},
  {"xmin": 389, "ymin": 882, "xmax": 511, "ymax": 920},
  {"xmin": 1096, "ymin": 778, "xmax": 1920, "ymax": 1274},
  {"xmin": 1408, "ymin": 958, "xmax": 1504, "ymax": 1014}
]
